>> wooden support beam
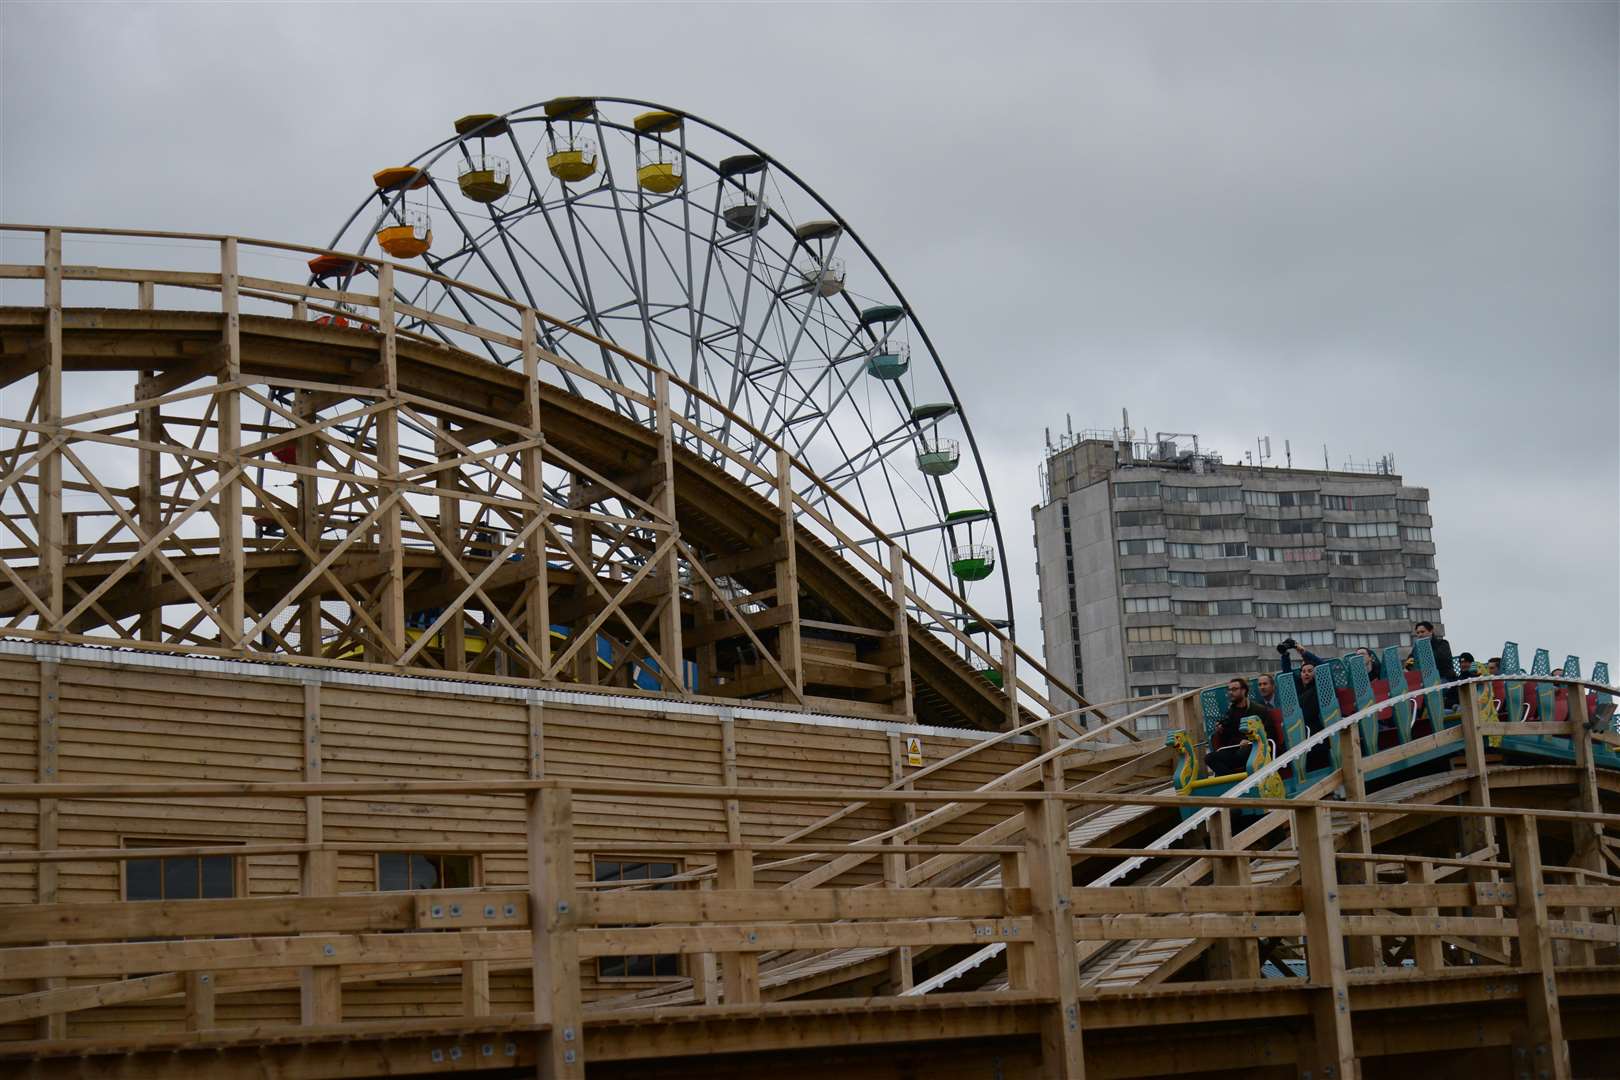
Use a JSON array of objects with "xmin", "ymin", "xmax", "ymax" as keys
[
  {"xmin": 884, "ymin": 735, "xmax": 914, "ymax": 993},
  {"xmin": 716, "ymin": 849, "xmax": 760, "ymax": 1005},
  {"xmin": 1506, "ymin": 815, "xmax": 1571, "ymax": 1080},
  {"xmin": 374, "ymin": 262, "xmax": 405, "ymax": 662},
  {"xmin": 217, "ymin": 238, "xmax": 243, "ymax": 641},
  {"xmin": 435, "ymin": 421, "xmax": 466, "ymax": 671},
  {"xmin": 775, "ymin": 449, "xmax": 804, "ymax": 700},
  {"xmin": 1337, "ymin": 725, "xmax": 1380, "ymax": 970},
  {"xmin": 1458, "ymin": 682, "xmax": 1507, "ymax": 961},
  {"xmin": 887, "ymin": 543, "xmax": 915, "ymax": 722},
  {"xmin": 1001, "ymin": 851, "xmax": 1031, "ymax": 990},
  {"xmin": 1296, "ymin": 804, "xmax": 1357, "ymax": 1079},
  {"xmin": 41, "ymin": 229, "xmax": 64, "ymax": 626},
  {"xmin": 528, "ymin": 786, "xmax": 583, "ymax": 1079},
  {"xmin": 35, "ymin": 660, "xmax": 63, "ymax": 1040},
  {"xmin": 521, "ymin": 310, "xmax": 552, "ymax": 680},
  {"xmin": 652, "ymin": 371, "xmax": 684, "ymax": 691},
  {"xmin": 1024, "ymin": 797, "xmax": 1084, "ymax": 1078},
  {"xmin": 1408, "ymin": 860, "xmax": 1445, "ymax": 971},
  {"xmin": 299, "ymin": 679, "xmax": 339, "ymax": 1027},
  {"xmin": 1206, "ymin": 809, "xmax": 1259, "ymax": 981}
]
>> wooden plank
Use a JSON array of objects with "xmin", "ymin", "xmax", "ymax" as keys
[
  {"xmin": 1506, "ymin": 815, "xmax": 1570, "ymax": 1079},
  {"xmin": 716, "ymin": 849, "xmax": 759, "ymax": 1005},
  {"xmin": 0, "ymin": 971, "xmax": 185, "ymax": 1026},
  {"xmin": 1297, "ymin": 804, "xmax": 1356, "ymax": 1077},
  {"xmin": 1205, "ymin": 810, "xmax": 1258, "ymax": 981},
  {"xmin": 579, "ymin": 917, "xmax": 1036, "ymax": 956},
  {"xmin": 0, "ymin": 929, "xmax": 532, "ymax": 979},
  {"xmin": 528, "ymin": 786, "xmax": 584, "ymax": 1079},
  {"xmin": 1025, "ymin": 797, "xmax": 1084, "ymax": 1078},
  {"xmin": 34, "ymin": 659, "xmax": 63, "ymax": 1039},
  {"xmin": 590, "ymin": 886, "xmax": 1031, "ymax": 924}
]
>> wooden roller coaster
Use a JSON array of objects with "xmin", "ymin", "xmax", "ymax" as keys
[{"xmin": 1, "ymin": 227, "xmax": 1619, "ymax": 1079}]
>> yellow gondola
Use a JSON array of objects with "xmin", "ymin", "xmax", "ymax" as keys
[
  {"xmin": 634, "ymin": 110, "xmax": 684, "ymax": 194},
  {"xmin": 547, "ymin": 138, "xmax": 598, "ymax": 182},
  {"xmin": 372, "ymin": 166, "xmax": 430, "ymax": 192},
  {"xmin": 378, "ymin": 210, "xmax": 432, "ymax": 259},
  {"xmin": 457, "ymin": 156, "xmax": 511, "ymax": 203}
]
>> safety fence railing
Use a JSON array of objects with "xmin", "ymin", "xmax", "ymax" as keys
[
  {"xmin": 0, "ymin": 223, "xmax": 1086, "ymax": 730},
  {"xmin": 0, "ymin": 771, "xmax": 1615, "ymax": 1078}
]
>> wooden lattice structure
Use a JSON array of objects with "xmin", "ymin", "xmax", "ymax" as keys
[{"xmin": 2, "ymin": 227, "xmax": 1619, "ymax": 1079}]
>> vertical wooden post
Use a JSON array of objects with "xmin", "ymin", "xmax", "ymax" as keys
[
  {"xmin": 41, "ymin": 230, "xmax": 64, "ymax": 630},
  {"xmin": 35, "ymin": 660, "xmax": 64, "ymax": 1039},
  {"xmin": 1566, "ymin": 687, "xmax": 1603, "ymax": 967},
  {"xmin": 883, "ymin": 734, "xmax": 914, "ymax": 992},
  {"xmin": 774, "ymin": 448, "xmax": 804, "ymax": 701},
  {"xmin": 569, "ymin": 475, "xmax": 597, "ymax": 686},
  {"xmin": 528, "ymin": 786, "xmax": 583, "ymax": 1079},
  {"xmin": 1207, "ymin": 809, "xmax": 1260, "ymax": 981},
  {"xmin": 1506, "ymin": 815, "xmax": 1570, "ymax": 1080},
  {"xmin": 136, "ymin": 275, "xmax": 161, "ymax": 642},
  {"xmin": 294, "ymin": 389, "xmax": 322, "ymax": 656},
  {"xmin": 374, "ymin": 262, "xmax": 404, "ymax": 662},
  {"xmin": 299, "ymin": 679, "xmax": 339, "ymax": 1026},
  {"xmin": 1000, "ymin": 851, "xmax": 1031, "ymax": 990},
  {"xmin": 1002, "ymin": 637, "xmax": 1021, "ymax": 731},
  {"xmin": 1023, "ymin": 796, "xmax": 1083, "ymax": 1078},
  {"xmin": 436, "ymin": 420, "xmax": 466, "ymax": 670},
  {"xmin": 184, "ymin": 971, "xmax": 215, "ymax": 1031},
  {"xmin": 887, "ymin": 544, "xmax": 915, "ymax": 722},
  {"xmin": 1458, "ymin": 684, "xmax": 1506, "ymax": 958},
  {"xmin": 218, "ymin": 238, "xmax": 243, "ymax": 645},
  {"xmin": 1336, "ymin": 727, "xmax": 1379, "ymax": 970},
  {"xmin": 521, "ymin": 310, "xmax": 552, "ymax": 680},
  {"xmin": 1408, "ymin": 860, "xmax": 1444, "ymax": 971},
  {"xmin": 716, "ymin": 720, "xmax": 758, "ymax": 1003},
  {"xmin": 652, "ymin": 371, "xmax": 684, "ymax": 691},
  {"xmin": 1295, "ymin": 805, "xmax": 1356, "ymax": 1079}
]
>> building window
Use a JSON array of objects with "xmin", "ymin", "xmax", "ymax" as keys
[
  {"xmin": 1174, "ymin": 627, "xmax": 1254, "ymax": 645},
  {"xmin": 1114, "ymin": 480, "xmax": 1161, "ymax": 500},
  {"xmin": 1171, "ymin": 598, "xmax": 1252, "ymax": 617},
  {"xmin": 1257, "ymin": 629, "xmax": 1335, "ymax": 647},
  {"xmin": 1409, "ymin": 608, "xmax": 1442, "ymax": 625},
  {"xmin": 1180, "ymin": 656, "xmax": 1254, "ymax": 675},
  {"xmin": 378, "ymin": 853, "xmax": 476, "ymax": 891},
  {"xmin": 1401, "ymin": 526, "xmax": 1433, "ymax": 542},
  {"xmin": 1129, "ymin": 653, "xmax": 1176, "ymax": 672},
  {"xmin": 1169, "ymin": 541, "xmax": 1248, "ymax": 560},
  {"xmin": 1165, "ymin": 513, "xmax": 1243, "ymax": 532},
  {"xmin": 1338, "ymin": 631, "xmax": 1411, "ymax": 649},
  {"xmin": 1250, "ymin": 546, "xmax": 1324, "ymax": 563},
  {"xmin": 1118, "ymin": 538, "xmax": 1166, "ymax": 556},
  {"xmin": 1114, "ymin": 510, "xmax": 1164, "ymax": 528},
  {"xmin": 1254, "ymin": 601, "xmax": 1332, "ymax": 619},
  {"xmin": 1125, "ymin": 625, "xmax": 1174, "ymax": 644},
  {"xmin": 124, "ymin": 841, "xmax": 238, "ymax": 902},
  {"xmin": 1168, "ymin": 569, "xmax": 1249, "ymax": 588},
  {"xmin": 1251, "ymin": 573, "xmax": 1326, "ymax": 592},
  {"xmin": 1405, "ymin": 580, "xmax": 1440, "ymax": 596},
  {"xmin": 1334, "ymin": 604, "xmax": 1409, "ymax": 622},
  {"xmin": 1403, "ymin": 553, "xmax": 1436, "ymax": 570},
  {"xmin": 1322, "ymin": 494, "xmax": 1395, "ymax": 512},
  {"xmin": 1329, "ymin": 548, "xmax": 1401, "ymax": 567},
  {"xmin": 593, "ymin": 859, "xmax": 682, "ymax": 980},
  {"xmin": 1132, "ymin": 684, "xmax": 1177, "ymax": 697},
  {"xmin": 1121, "ymin": 567, "xmax": 1168, "ymax": 585},
  {"xmin": 1325, "ymin": 521, "xmax": 1398, "ymax": 539},
  {"xmin": 1163, "ymin": 485, "xmax": 1242, "ymax": 504},
  {"xmin": 1329, "ymin": 576, "xmax": 1404, "ymax": 594},
  {"xmin": 1123, "ymin": 596, "xmax": 1171, "ymax": 614},
  {"xmin": 1397, "ymin": 498, "xmax": 1428, "ymax": 516}
]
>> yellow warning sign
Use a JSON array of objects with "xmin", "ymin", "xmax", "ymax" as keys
[{"xmin": 905, "ymin": 736, "xmax": 923, "ymax": 768}]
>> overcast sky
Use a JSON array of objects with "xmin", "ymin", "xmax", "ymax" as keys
[{"xmin": 3, "ymin": 2, "xmax": 1616, "ymax": 672}]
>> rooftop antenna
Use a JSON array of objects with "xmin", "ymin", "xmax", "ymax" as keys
[
  {"xmin": 1323, "ymin": 444, "xmax": 1330, "ymax": 470},
  {"xmin": 1121, "ymin": 407, "xmax": 1130, "ymax": 442},
  {"xmin": 1285, "ymin": 439, "xmax": 1292, "ymax": 467}
]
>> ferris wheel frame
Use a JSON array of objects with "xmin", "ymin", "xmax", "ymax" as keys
[{"xmin": 320, "ymin": 94, "xmax": 1018, "ymax": 645}]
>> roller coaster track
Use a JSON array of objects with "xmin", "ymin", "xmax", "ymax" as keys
[{"xmin": 0, "ymin": 225, "xmax": 1098, "ymax": 731}]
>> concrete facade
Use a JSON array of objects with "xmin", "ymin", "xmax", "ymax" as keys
[{"xmin": 1033, "ymin": 438, "xmax": 1444, "ymax": 732}]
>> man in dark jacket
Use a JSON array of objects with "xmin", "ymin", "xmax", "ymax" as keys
[
  {"xmin": 1296, "ymin": 661, "xmax": 1334, "ymax": 771},
  {"xmin": 1207, "ymin": 678, "xmax": 1284, "ymax": 775},
  {"xmin": 1412, "ymin": 621, "xmax": 1458, "ymax": 708}
]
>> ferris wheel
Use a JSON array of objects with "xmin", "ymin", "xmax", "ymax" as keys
[{"xmin": 320, "ymin": 95, "xmax": 1014, "ymax": 644}]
